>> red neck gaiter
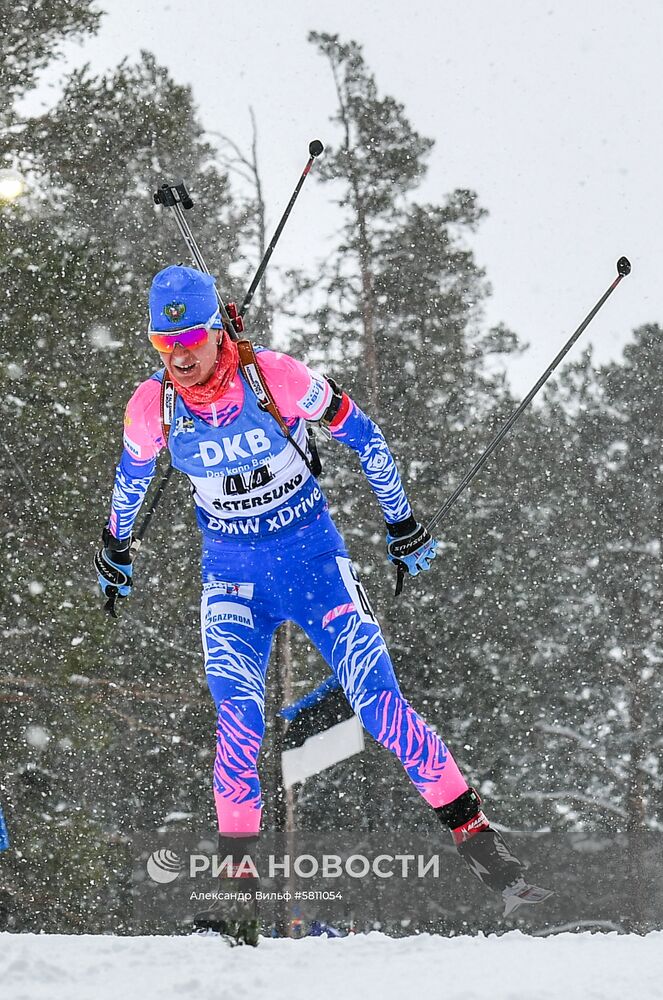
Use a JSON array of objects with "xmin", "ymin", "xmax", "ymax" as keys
[{"xmin": 175, "ymin": 333, "xmax": 240, "ymax": 407}]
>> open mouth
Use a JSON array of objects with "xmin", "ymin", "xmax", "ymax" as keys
[{"xmin": 173, "ymin": 361, "xmax": 196, "ymax": 374}]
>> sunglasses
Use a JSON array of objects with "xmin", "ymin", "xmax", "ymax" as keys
[{"xmin": 148, "ymin": 311, "xmax": 220, "ymax": 354}]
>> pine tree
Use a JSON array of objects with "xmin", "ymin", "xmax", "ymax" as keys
[
  {"xmin": 0, "ymin": 37, "xmax": 253, "ymax": 931},
  {"xmin": 0, "ymin": 0, "xmax": 99, "ymax": 120},
  {"xmin": 286, "ymin": 34, "xmax": 528, "ymax": 847},
  {"xmin": 519, "ymin": 331, "xmax": 663, "ymax": 929}
]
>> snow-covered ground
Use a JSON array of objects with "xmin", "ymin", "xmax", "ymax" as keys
[{"xmin": 1, "ymin": 930, "xmax": 662, "ymax": 1000}]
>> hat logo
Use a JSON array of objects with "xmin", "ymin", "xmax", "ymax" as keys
[{"xmin": 163, "ymin": 301, "xmax": 186, "ymax": 323}]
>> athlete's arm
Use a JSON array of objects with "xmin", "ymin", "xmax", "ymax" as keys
[
  {"xmin": 326, "ymin": 392, "xmax": 413, "ymax": 526},
  {"xmin": 328, "ymin": 389, "xmax": 437, "ymax": 577},
  {"xmin": 107, "ymin": 376, "xmax": 164, "ymax": 540},
  {"xmin": 258, "ymin": 351, "xmax": 412, "ymax": 526}
]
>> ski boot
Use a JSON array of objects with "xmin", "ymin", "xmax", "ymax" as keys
[
  {"xmin": 436, "ymin": 788, "xmax": 553, "ymax": 915},
  {"xmin": 193, "ymin": 835, "xmax": 260, "ymax": 946}
]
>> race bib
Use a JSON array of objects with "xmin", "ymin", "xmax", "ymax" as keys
[{"xmin": 336, "ymin": 557, "xmax": 376, "ymax": 625}]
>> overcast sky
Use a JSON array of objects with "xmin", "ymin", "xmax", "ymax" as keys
[{"xmin": 28, "ymin": 1, "xmax": 661, "ymax": 393}]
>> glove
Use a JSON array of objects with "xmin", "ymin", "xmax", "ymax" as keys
[
  {"xmin": 386, "ymin": 516, "xmax": 438, "ymax": 577},
  {"xmin": 94, "ymin": 527, "xmax": 134, "ymax": 599}
]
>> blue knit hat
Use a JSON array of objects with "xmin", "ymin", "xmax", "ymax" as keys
[{"xmin": 148, "ymin": 265, "xmax": 222, "ymax": 332}]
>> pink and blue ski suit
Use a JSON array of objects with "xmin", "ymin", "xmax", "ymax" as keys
[{"xmin": 109, "ymin": 350, "xmax": 468, "ymax": 835}]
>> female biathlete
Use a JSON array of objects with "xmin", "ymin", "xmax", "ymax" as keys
[{"xmin": 96, "ymin": 265, "xmax": 550, "ymax": 938}]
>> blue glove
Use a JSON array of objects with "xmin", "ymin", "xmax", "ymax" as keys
[
  {"xmin": 94, "ymin": 527, "xmax": 134, "ymax": 599},
  {"xmin": 386, "ymin": 516, "xmax": 438, "ymax": 577}
]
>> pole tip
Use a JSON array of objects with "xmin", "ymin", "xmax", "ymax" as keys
[
  {"xmin": 617, "ymin": 256, "xmax": 631, "ymax": 276},
  {"xmin": 309, "ymin": 139, "xmax": 324, "ymax": 157}
]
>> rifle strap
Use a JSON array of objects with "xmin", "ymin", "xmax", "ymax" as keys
[
  {"xmin": 159, "ymin": 343, "xmax": 318, "ymax": 475},
  {"xmin": 236, "ymin": 339, "xmax": 316, "ymax": 475},
  {"xmin": 236, "ymin": 340, "xmax": 293, "ymax": 438}
]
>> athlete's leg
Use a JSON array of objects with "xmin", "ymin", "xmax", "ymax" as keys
[
  {"xmin": 281, "ymin": 519, "xmax": 549, "ymax": 903},
  {"xmin": 285, "ymin": 526, "xmax": 468, "ymax": 808},
  {"xmin": 200, "ymin": 542, "xmax": 282, "ymax": 837},
  {"xmin": 284, "ymin": 525, "xmax": 551, "ymax": 903}
]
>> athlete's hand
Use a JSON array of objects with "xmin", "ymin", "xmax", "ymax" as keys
[
  {"xmin": 94, "ymin": 527, "xmax": 135, "ymax": 602},
  {"xmin": 386, "ymin": 516, "xmax": 438, "ymax": 577}
]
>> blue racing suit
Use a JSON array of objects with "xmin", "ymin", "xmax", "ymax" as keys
[{"xmin": 107, "ymin": 352, "xmax": 468, "ymax": 835}]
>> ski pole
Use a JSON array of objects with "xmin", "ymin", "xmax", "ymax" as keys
[
  {"xmin": 239, "ymin": 139, "xmax": 324, "ymax": 318},
  {"xmin": 154, "ymin": 140, "xmax": 325, "ymax": 331},
  {"xmin": 395, "ymin": 256, "xmax": 632, "ymax": 596},
  {"xmin": 105, "ymin": 141, "xmax": 324, "ymax": 618},
  {"xmin": 153, "ymin": 181, "xmax": 240, "ymax": 341},
  {"xmin": 0, "ymin": 802, "xmax": 9, "ymax": 851}
]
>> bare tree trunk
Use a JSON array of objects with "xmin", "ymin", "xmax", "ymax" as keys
[
  {"xmin": 211, "ymin": 112, "xmax": 272, "ymax": 342},
  {"xmin": 626, "ymin": 663, "xmax": 647, "ymax": 933},
  {"xmin": 624, "ymin": 584, "xmax": 647, "ymax": 933},
  {"xmin": 248, "ymin": 107, "xmax": 272, "ymax": 343},
  {"xmin": 268, "ymin": 621, "xmax": 294, "ymax": 936},
  {"xmin": 330, "ymin": 64, "xmax": 379, "ymax": 416},
  {"xmin": 353, "ymin": 192, "xmax": 379, "ymax": 415}
]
